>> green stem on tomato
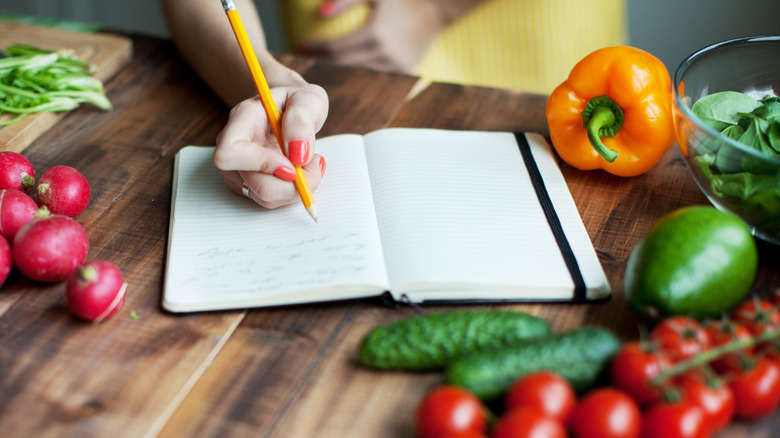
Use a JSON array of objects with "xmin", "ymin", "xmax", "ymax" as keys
[{"xmin": 650, "ymin": 327, "xmax": 780, "ymax": 387}]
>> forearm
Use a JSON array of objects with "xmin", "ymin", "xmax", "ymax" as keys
[
  {"xmin": 431, "ymin": 0, "xmax": 494, "ymax": 25},
  {"xmin": 161, "ymin": 0, "xmax": 306, "ymax": 106}
]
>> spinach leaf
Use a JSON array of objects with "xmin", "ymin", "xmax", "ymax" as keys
[
  {"xmin": 691, "ymin": 91, "xmax": 761, "ymax": 132},
  {"xmin": 768, "ymin": 121, "xmax": 780, "ymax": 153},
  {"xmin": 689, "ymin": 91, "xmax": 780, "ymax": 241}
]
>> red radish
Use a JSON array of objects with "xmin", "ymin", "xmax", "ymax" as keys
[
  {"xmin": 66, "ymin": 260, "xmax": 127, "ymax": 323},
  {"xmin": 0, "ymin": 151, "xmax": 35, "ymax": 192},
  {"xmin": 0, "ymin": 235, "xmax": 11, "ymax": 287},
  {"xmin": 36, "ymin": 165, "xmax": 91, "ymax": 217},
  {"xmin": 0, "ymin": 189, "xmax": 38, "ymax": 241},
  {"xmin": 13, "ymin": 206, "xmax": 89, "ymax": 282}
]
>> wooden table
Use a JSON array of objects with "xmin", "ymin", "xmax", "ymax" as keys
[{"xmin": 1, "ymin": 34, "xmax": 778, "ymax": 438}]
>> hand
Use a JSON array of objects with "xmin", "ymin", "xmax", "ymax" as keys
[
  {"xmin": 214, "ymin": 82, "xmax": 329, "ymax": 209},
  {"xmin": 300, "ymin": 0, "xmax": 446, "ymax": 73}
]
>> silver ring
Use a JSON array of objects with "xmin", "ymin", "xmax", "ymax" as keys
[{"xmin": 241, "ymin": 181, "xmax": 251, "ymax": 199}]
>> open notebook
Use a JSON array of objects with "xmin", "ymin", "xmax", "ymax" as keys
[{"xmin": 163, "ymin": 128, "xmax": 609, "ymax": 312}]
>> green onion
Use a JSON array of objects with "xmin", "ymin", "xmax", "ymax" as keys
[{"xmin": 0, "ymin": 44, "xmax": 110, "ymax": 124}]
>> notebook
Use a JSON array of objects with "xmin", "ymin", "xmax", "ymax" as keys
[{"xmin": 162, "ymin": 128, "xmax": 610, "ymax": 312}]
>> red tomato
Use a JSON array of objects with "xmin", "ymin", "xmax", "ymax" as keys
[
  {"xmin": 675, "ymin": 372, "xmax": 735, "ymax": 434},
  {"xmin": 568, "ymin": 388, "xmax": 641, "ymax": 438},
  {"xmin": 415, "ymin": 385, "xmax": 488, "ymax": 438},
  {"xmin": 436, "ymin": 432, "xmax": 489, "ymax": 438},
  {"xmin": 641, "ymin": 400, "xmax": 708, "ymax": 438},
  {"xmin": 504, "ymin": 371, "xmax": 576, "ymax": 424},
  {"xmin": 771, "ymin": 288, "xmax": 780, "ymax": 306},
  {"xmin": 703, "ymin": 318, "xmax": 755, "ymax": 373},
  {"xmin": 728, "ymin": 356, "xmax": 780, "ymax": 420},
  {"xmin": 610, "ymin": 342, "xmax": 671, "ymax": 405},
  {"xmin": 649, "ymin": 316, "xmax": 712, "ymax": 363},
  {"xmin": 490, "ymin": 407, "xmax": 566, "ymax": 438},
  {"xmin": 731, "ymin": 297, "xmax": 780, "ymax": 336}
]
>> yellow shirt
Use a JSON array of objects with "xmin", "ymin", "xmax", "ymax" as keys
[{"xmin": 281, "ymin": 0, "xmax": 627, "ymax": 94}]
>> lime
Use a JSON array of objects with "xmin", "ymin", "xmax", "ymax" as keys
[{"xmin": 625, "ymin": 206, "xmax": 758, "ymax": 320}]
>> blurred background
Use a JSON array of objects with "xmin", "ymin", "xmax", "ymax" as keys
[{"xmin": 0, "ymin": 0, "xmax": 777, "ymax": 76}]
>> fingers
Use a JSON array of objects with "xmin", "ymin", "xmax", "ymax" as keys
[
  {"xmin": 303, "ymin": 26, "xmax": 375, "ymax": 58},
  {"xmin": 225, "ymin": 154, "xmax": 326, "ymax": 209},
  {"xmin": 319, "ymin": 0, "xmax": 373, "ymax": 17},
  {"xmin": 214, "ymin": 97, "xmax": 293, "ymax": 173},
  {"xmin": 215, "ymin": 83, "xmax": 328, "ymax": 209},
  {"xmin": 280, "ymin": 84, "xmax": 329, "ymax": 166}
]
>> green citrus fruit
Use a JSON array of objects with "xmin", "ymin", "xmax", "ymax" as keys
[{"xmin": 625, "ymin": 206, "xmax": 758, "ymax": 320}]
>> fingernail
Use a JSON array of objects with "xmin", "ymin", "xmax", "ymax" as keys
[
  {"xmin": 318, "ymin": 2, "xmax": 337, "ymax": 17},
  {"xmin": 319, "ymin": 156, "xmax": 327, "ymax": 176},
  {"xmin": 273, "ymin": 166, "xmax": 297, "ymax": 182},
  {"xmin": 288, "ymin": 140, "xmax": 309, "ymax": 166}
]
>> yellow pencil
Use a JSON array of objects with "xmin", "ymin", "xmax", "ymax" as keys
[{"xmin": 221, "ymin": 0, "xmax": 318, "ymax": 222}]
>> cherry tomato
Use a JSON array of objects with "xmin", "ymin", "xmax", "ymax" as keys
[
  {"xmin": 436, "ymin": 432, "xmax": 489, "ymax": 438},
  {"xmin": 610, "ymin": 341, "xmax": 671, "ymax": 405},
  {"xmin": 771, "ymin": 288, "xmax": 780, "ymax": 306},
  {"xmin": 731, "ymin": 297, "xmax": 780, "ymax": 336},
  {"xmin": 568, "ymin": 388, "xmax": 641, "ymax": 438},
  {"xmin": 490, "ymin": 407, "xmax": 566, "ymax": 438},
  {"xmin": 415, "ymin": 385, "xmax": 488, "ymax": 438},
  {"xmin": 641, "ymin": 399, "xmax": 708, "ymax": 438},
  {"xmin": 675, "ymin": 372, "xmax": 735, "ymax": 434},
  {"xmin": 504, "ymin": 371, "xmax": 576, "ymax": 424},
  {"xmin": 649, "ymin": 316, "xmax": 712, "ymax": 362},
  {"xmin": 728, "ymin": 356, "xmax": 780, "ymax": 420},
  {"xmin": 703, "ymin": 318, "xmax": 755, "ymax": 373}
]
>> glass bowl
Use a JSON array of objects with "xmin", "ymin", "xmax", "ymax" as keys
[{"xmin": 672, "ymin": 36, "xmax": 780, "ymax": 245}]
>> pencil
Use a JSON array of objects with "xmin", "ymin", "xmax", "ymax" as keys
[{"xmin": 220, "ymin": 0, "xmax": 318, "ymax": 222}]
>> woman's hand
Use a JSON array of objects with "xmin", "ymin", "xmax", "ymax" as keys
[
  {"xmin": 300, "ymin": 0, "xmax": 446, "ymax": 73},
  {"xmin": 215, "ymin": 82, "xmax": 329, "ymax": 209}
]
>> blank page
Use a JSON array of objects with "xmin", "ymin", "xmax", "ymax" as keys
[
  {"xmin": 163, "ymin": 137, "xmax": 389, "ymax": 312},
  {"xmin": 363, "ymin": 129, "xmax": 574, "ymax": 300}
]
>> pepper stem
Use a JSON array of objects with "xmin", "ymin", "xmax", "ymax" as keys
[{"xmin": 582, "ymin": 95, "xmax": 625, "ymax": 163}]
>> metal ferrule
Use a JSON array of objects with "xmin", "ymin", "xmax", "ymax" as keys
[{"xmin": 221, "ymin": 0, "xmax": 236, "ymax": 12}]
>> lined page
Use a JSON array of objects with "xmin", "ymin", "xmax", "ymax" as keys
[
  {"xmin": 163, "ymin": 136, "xmax": 389, "ymax": 312},
  {"xmin": 363, "ymin": 129, "xmax": 573, "ymax": 300}
]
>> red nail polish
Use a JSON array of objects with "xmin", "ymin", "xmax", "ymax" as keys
[
  {"xmin": 319, "ymin": 156, "xmax": 327, "ymax": 176},
  {"xmin": 318, "ymin": 2, "xmax": 337, "ymax": 17},
  {"xmin": 288, "ymin": 140, "xmax": 309, "ymax": 166},
  {"xmin": 273, "ymin": 166, "xmax": 297, "ymax": 182}
]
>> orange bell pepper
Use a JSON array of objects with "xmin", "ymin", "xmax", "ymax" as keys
[{"xmin": 545, "ymin": 46, "xmax": 675, "ymax": 177}]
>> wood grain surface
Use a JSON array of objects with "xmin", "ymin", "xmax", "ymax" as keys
[
  {"xmin": 0, "ymin": 21, "xmax": 132, "ymax": 152},
  {"xmin": 0, "ymin": 34, "xmax": 777, "ymax": 438}
]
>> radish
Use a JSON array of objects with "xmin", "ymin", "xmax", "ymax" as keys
[
  {"xmin": 66, "ymin": 260, "xmax": 127, "ymax": 323},
  {"xmin": 13, "ymin": 206, "xmax": 89, "ymax": 282},
  {"xmin": 0, "ymin": 151, "xmax": 35, "ymax": 192},
  {"xmin": 36, "ymin": 165, "xmax": 91, "ymax": 218},
  {"xmin": 0, "ymin": 189, "xmax": 38, "ymax": 241},
  {"xmin": 0, "ymin": 236, "xmax": 11, "ymax": 287}
]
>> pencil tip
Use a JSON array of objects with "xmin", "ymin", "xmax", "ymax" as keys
[{"xmin": 306, "ymin": 204, "xmax": 318, "ymax": 223}]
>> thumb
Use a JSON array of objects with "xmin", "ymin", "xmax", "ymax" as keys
[{"xmin": 318, "ymin": 0, "xmax": 372, "ymax": 17}]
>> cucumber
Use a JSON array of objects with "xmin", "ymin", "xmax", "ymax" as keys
[
  {"xmin": 359, "ymin": 310, "xmax": 551, "ymax": 370},
  {"xmin": 444, "ymin": 326, "xmax": 620, "ymax": 399}
]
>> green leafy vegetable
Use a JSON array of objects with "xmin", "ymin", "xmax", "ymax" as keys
[
  {"xmin": 690, "ymin": 91, "xmax": 780, "ymax": 240},
  {"xmin": 0, "ymin": 44, "xmax": 110, "ymax": 125},
  {"xmin": 691, "ymin": 91, "xmax": 762, "ymax": 132}
]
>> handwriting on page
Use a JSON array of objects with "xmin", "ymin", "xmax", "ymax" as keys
[
  {"xmin": 176, "ymin": 231, "xmax": 370, "ymax": 295},
  {"xmin": 164, "ymin": 140, "xmax": 389, "ymax": 308}
]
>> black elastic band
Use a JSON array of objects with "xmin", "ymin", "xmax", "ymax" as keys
[{"xmin": 515, "ymin": 133, "xmax": 587, "ymax": 302}]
